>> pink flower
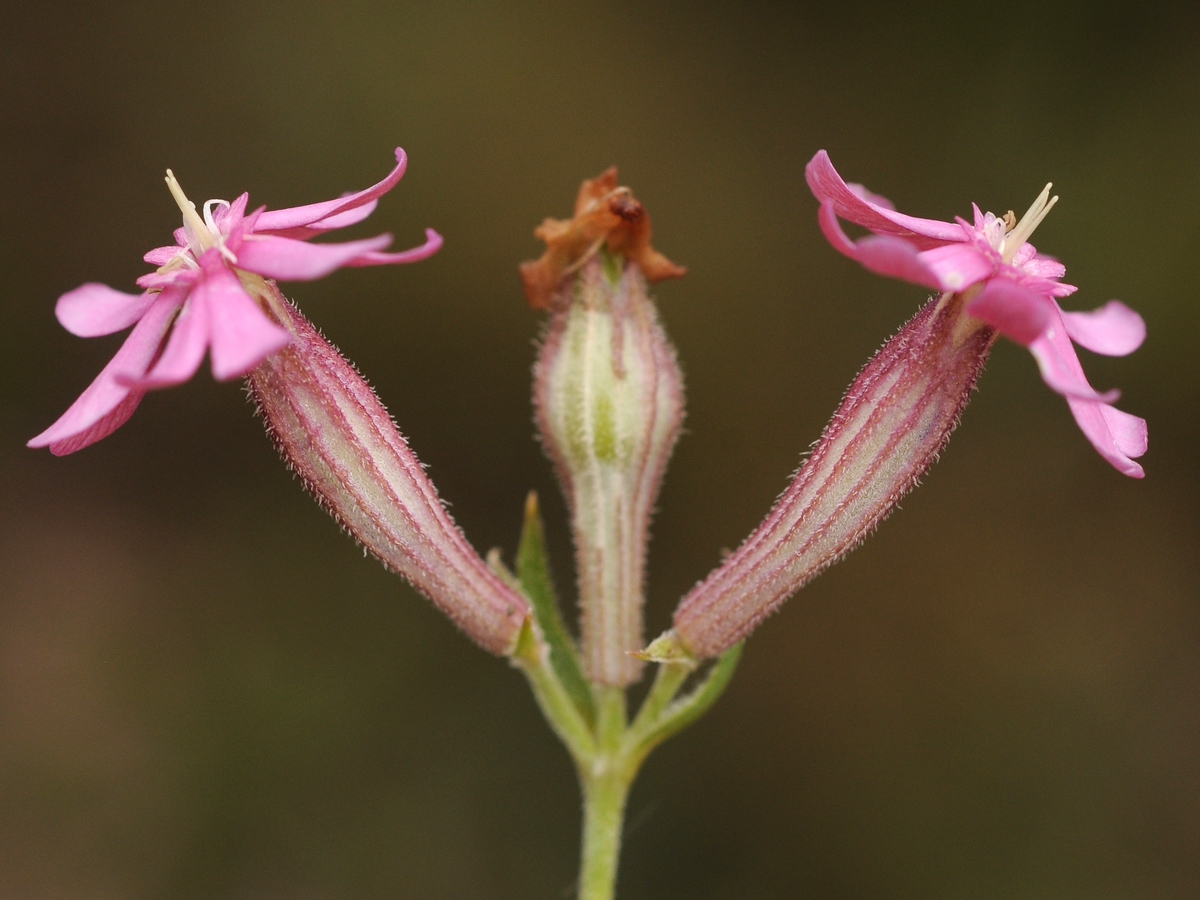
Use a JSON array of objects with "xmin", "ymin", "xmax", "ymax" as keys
[
  {"xmin": 806, "ymin": 150, "xmax": 1147, "ymax": 478},
  {"xmin": 29, "ymin": 148, "xmax": 442, "ymax": 456}
]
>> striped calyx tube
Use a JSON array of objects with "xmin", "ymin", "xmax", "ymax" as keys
[
  {"xmin": 247, "ymin": 281, "xmax": 531, "ymax": 655},
  {"xmin": 671, "ymin": 290, "xmax": 995, "ymax": 659}
]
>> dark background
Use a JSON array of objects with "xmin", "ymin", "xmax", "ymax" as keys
[{"xmin": 2, "ymin": 2, "xmax": 1197, "ymax": 897}]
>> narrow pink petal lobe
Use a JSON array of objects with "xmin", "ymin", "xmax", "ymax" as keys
[
  {"xmin": 197, "ymin": 263, "xmax": 291, "ymax": 380},
  {"xmin": 28, "ymin": 293, "xmax": 179, "ymax": 453},
  {"xmin": 1100, "ymin": 404, "xmax": 1148, "ymax": 458},
  {"xmin": 1065, "ymin": 396, "xmax": 1147, "ymax": 478},
  {"xmin": 123, "ymin": 291, "xmax": 210, "ymax": 389},
  {"xmin": 252, "ymin": 148, "xmax": 408, "ymax": 237},
  {"xmin": 1018, "ymin": 252, "xmax": 1067, "ymax": 281},
  {"xmin": 1028, "ymin": 301, "xmax": 1148, "ymax": 477},
  {"xmin": 46, "ymin": 392, "xmax": 145, "ymax": 456},
  {"xmin": 342, "ymin": 229, "xmax": 444, "ymax": 267},
  {"xmin": 918, "ymin": 243, "xmax": 995, "ymax": 292},
  {"xmin": 806, "ymin": 150, "xmax": 965, "ymax": 247},
  {"xmin": 56, "ymin": 284, "xmax": 156, "ymax": 337},
  {"xmin": 210, "ymin": 193, "xmax": 249, "ymax": 232},
  {"xmin": 1028, "ymin": 309, "xmax": 1120, "ymax": 403},
  {"xmin": 234, "ymin": 233, "xmax": 393, "ymax": 281},
  {"xmin": 144, "ymin": 246, "xmax": 184, "ymax": 265},
  {"xmin": 854, "ymin": 236, "xmax": 945, "ymax": 289},
  {"xmin": 964, "ymin": 279, "xmax": 1054, "ymax": 346},
  {"xmin": 304, "ymin": 200, "xmax": 378, "ymax": 232},
  {"xmin": 1061, "ymin": 301, "xmax": 1146, "ymax": 356},
  {"xmin": 818, "ymin": 203, "xmax": 943, "ymax": 289}
]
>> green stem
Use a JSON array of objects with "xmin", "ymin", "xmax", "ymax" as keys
[
  {"xmin": 628, "ymin": 659, "xmax": 692, "ymax": 736},
  {"xmin": 514, "ymin": 622, "xmax": 743, "ymax": 900},
  {"xmin": 626, "ymin": 643, "xmax": 743, "ymax": 769},
  {"xmin": 578, "ymin": 688, "xmax": 630, "ymax": 900},
  {"xmin": 512, "ymin": 621, "xmax": 597, "ymax": 763},
  {"xmin": 578, "ymin": 759, "xmax": 633, "ymax": 900}
]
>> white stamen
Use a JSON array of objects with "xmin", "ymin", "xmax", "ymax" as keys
[
  {"xmin": 203, "ymin": 199, "xmax": 230, "ymax": 234},
  {"xmin": 201, "ymin": 199, "xmax": 239, "ymax": 263},
  {"xmin": 1001, "ymin": 182, "xmax": 1058, "ymax": 264},
  {"xmin": 165, "ymin": 170, "xmax": 215, "ymax": 252}
]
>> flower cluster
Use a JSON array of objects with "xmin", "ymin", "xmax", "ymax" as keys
[
  {"xmin": 25, "ymin": 142, "xmax": 1155, "ymax": 900},
  {"xmin": 30, "ymin": 147, "xmax": 1148, "ymax": 666}
]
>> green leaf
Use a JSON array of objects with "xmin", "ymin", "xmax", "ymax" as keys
[{"xmin": 517, "ymin": 491, "xmax": 596, "ymax": 725}]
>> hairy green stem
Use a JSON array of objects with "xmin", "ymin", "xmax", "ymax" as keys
[
  {"xmin": 578, "ymin": 766, "xmax": 632, "ymax": 899},
  {"xmin": 512, "ymin": 622, "xmax": 597, "ymax": 763},
  {"xmin": 515, "ymin": 645, "xmax": 743, "ymax": 899},
  {"xmin": 578, "ymin": 688, "xmax": 631, "ymax": 900}
]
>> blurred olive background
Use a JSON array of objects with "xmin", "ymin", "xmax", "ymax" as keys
[{"xmin": 2, "ymin": 1, "xmax": 1198, "ymax": 897}]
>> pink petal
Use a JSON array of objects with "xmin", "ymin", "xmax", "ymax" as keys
[
  {"xmin": 818, "ymin": 202, "xmax": 943, "ymax": 289},
  {"xmin": 120, "ymin": 290, "xmax": 210, "ymax": 389},
  {"xmin": 233, "ymin": 233, "xmax": 393, "ymax": 281},
  {"xmin": 1010, "ymin": 243, "xmax": 1035, "ymax": 267},
  {"xmin": 144, "ymin": 245, "xmax": 185, "ymax": 266},
  {"xmin": 847, "ymin": 182, "xmax": 896, "ymax": 210},
  {"xmin": 1014, "ymin": 272, "xmax": 1078, "ymax": 299},
  {"xmin": 44, "ymin": 392, "xmax": 145, "ymax": 457},
  {"xmin": 1027, "ymin": 258, "xmax": 1067, "ymax": 280},
  {"xmin": 28, "ymin": 292, "xmax": 180, "ymax": 454},
  {"xmin": 197, "ymin": 262, "xmax": 291, "ymax": 380},
  {"xmin": 1100, "ymin": 404, "xmax": 1148, "ymax": 458},
  {"xmin": 1061, "ymin": 301, "xmax": 1146, "ymax": 357},
  {"xmin": 1028, "ymin": 306, "xmax": 1120, "ymax": 403},
  {"xmin": 210, "ymin": 193, "xmax": 249, "ymax": 233},
  {"xmin": 1012, "ymin": 244, "xmax": 1068, "ymax": 282},
  {"xmin": 918, "ymin": 242, "xmax": 996, "ymax": 292},
  {"xmin": 55, "ymin": 283, "xmax": 156, "ymax": 337},
  {"xmin": 303, "ymin": 199, "xmax": 378, "ymax": 232},
  {"xmin": 342, "ymin": 228, "xmax": 443, "ymax": 267},
  {"xmin": 806, "ymin": 150, "xmax": 965, "ymax": 248},
  {"xmin": 1065, "ymin": 396, "xmax": 1147, "ymax": 478},
  {"xmin": 136, "ymin": 267, "xmax": 200, "ymax": 291},
  {"xmin": 964, "ymin": 278, "xmax": 1054, "ymax": 346},
  {"xmin": 252, "ymin": 148, "xmax": 408, "ymax": 238}
]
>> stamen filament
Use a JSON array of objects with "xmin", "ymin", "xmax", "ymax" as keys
[
  {"xmin": 165, "ymin": 170, "xmax": 215, "ymax": 252},
  {"xmin": 202, "ymin": 199, "xmax": 230, "ymax": 234},
  {"xmin": 1002, "ymin": 182, "xmax": 1058, "ymax": 263}
]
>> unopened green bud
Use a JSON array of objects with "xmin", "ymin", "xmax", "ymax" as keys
[
  {"xmin": 524, "ymin": 170, "xmax": 686, "ymax": 685},
  {"xmin": 535, "ymin": 253, "xmax": 684, "ymax": 685}
]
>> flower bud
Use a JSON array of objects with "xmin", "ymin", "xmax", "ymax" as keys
[
  {"xmin": 247, "ymin": 282, "xmax": 530, "ymax": 655},
  {"xmin": 526, "ymin": 170, "xmax": 685, "ymax": 685},
  {"xmin": 672, "ymin": 291, "xmax": 994, "ymax": 659}
]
